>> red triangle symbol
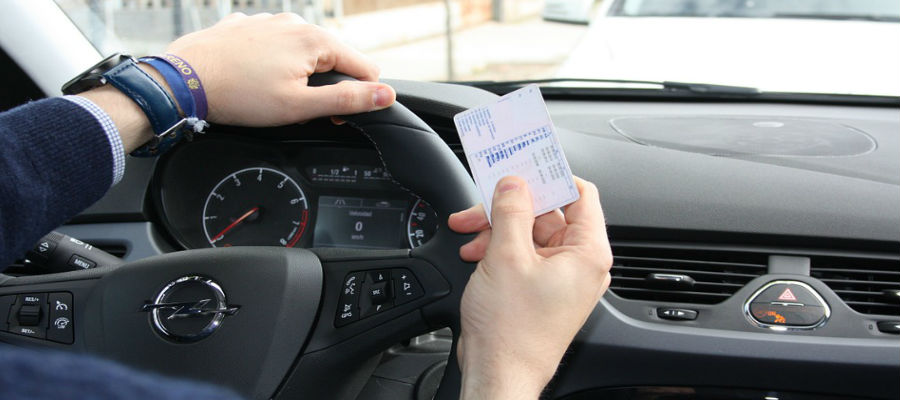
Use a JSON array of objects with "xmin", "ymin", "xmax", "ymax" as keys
[{"xmin": 778, "ymin": 288, "xmax": 798, "ymax": 301}]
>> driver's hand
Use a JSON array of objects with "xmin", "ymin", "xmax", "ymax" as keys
[
  {"xmin": 448, "ymin": 176, "xmax": 612, "ymax": 399},
  {"xmin": 165, "ymin": 12, "xmax": 396, "ymax": 126}
]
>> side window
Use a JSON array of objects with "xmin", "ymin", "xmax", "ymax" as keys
[{"xmin": 0, "ymin": 47, "xmax": 44, "ymax": 112}]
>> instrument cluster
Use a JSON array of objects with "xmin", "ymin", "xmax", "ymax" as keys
[{"xmin": 155, "ymin": 136, "xmax": 437, "ymax": 251}]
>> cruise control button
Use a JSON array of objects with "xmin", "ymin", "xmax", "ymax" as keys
[
  {"xmin": 14, "ymin": 293, "xmax": 47, "ymax": 327},
  {"xmin": 22, "ymin": 293, "xmax": 45, "ymax": 306},
  {"xmin": 392, "ymin": 268, "xmax": 423, "ymax": 305},
  {"xmin": 16, "ymin": 305, "xmax": 41, "ymax": 326},
  {"xmin": 47, "ymin": 292, "xmax": 74, "ymax": 344},
  {"xmin": 9, "ymin": 325, "xmax": 45, "ymax": 339}
]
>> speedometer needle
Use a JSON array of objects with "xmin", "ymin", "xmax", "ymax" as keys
[{"xmin": 211, "ymin": 206, "xmax": 260, "ymax": 243}]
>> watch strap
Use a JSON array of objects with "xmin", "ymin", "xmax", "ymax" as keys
[
  {"xmin": 139, "ymin": 57, "xmax": 196, "ymax": 119},
  {"xmin": 103, "ymin": 58, "xmax": 186, "ymax": 157}
]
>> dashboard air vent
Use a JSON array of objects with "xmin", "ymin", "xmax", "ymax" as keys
[
  {"xmin": 610, "ymin": 243, "xmax": 768, "ymax": 304},
  {"xmin": 810, "ymin": 254, "xmax": 900, "ymax": 316}
]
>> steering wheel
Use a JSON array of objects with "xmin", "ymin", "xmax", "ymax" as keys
[{"xmin": 0, "ymin": 73, "xmax": 479, "ymax": 399}]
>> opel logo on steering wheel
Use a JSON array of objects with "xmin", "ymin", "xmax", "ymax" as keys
[{"xmin": 141, "ymin": 276, "xmax": 240, "ymax": 342}]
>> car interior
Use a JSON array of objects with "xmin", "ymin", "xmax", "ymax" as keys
[{"xmin": 0, "ymin": 1, "xmax": 898, "ymax": 400}]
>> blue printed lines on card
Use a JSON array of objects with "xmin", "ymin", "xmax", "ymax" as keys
[{"xmin": 473, "ymin": 125, "xmax": 552, "ymax": 168}]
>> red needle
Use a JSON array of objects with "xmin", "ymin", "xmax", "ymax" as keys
[{"xmin": 211, "ymin": 206, "xmax": 259, "ymax": 243}]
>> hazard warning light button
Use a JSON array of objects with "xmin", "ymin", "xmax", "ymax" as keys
[{"xmin": 745, "ymin": 281, "xmax": 829, "ymax": 329}]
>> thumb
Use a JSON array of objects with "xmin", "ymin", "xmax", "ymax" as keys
[
  {"xmin": 489, "ymin": 176, "xmax": 535, "ymax": 253},
  {"xmin": 299, "ymin": 80, "xmax": 395, "ymax": 118}
]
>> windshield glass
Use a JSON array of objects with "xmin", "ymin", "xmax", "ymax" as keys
[
  {"xmin": 54, "ymin": 0, "xmax": 900, "ymax": 96},
  {"xmin": 611, "ymin": 0, "xmax": 900, "ymax": 20}
]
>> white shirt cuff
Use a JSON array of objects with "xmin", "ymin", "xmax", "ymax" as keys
[{"xmin": 62, "ymin": 95, "xmax": 126, "ymax": 186}]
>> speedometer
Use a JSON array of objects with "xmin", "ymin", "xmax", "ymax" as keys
[{"xmin": 202, "ymin": 167, "xmax": 309, "ymax": 247}]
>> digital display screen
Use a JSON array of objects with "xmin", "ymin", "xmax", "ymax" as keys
[{"xmin": 313, "ymin": 196, "xmax": 408, "ymax": 249}]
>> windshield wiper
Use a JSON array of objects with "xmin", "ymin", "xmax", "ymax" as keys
[
  {"xmin": 772, "ymin": 13, "xmax": 900, "ymax": 22},
  {"xmin": 462, "ymin": 78, "xmax": 760, "ymax": 96}
]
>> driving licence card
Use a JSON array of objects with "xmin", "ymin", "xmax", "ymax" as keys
[{"xmin": 453, "ymin": 84, "xmax": 579, "ymax": 224}]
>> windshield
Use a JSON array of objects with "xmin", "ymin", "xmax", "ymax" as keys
[
  {"xmin": 611, "ymin": 0, "xmax": 900, "ymax": 20},
  {"xmin": 54, "ymin": 0, "xmax": 900, "ymax": 96}
]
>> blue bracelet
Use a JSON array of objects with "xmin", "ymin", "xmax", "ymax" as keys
[{"xmin": 139, "ymin": 57, "xmax": 196, "ymax": 119}]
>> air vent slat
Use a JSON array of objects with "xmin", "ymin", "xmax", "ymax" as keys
[
  {"xmin": 817, "ymin": 278, "xmax": 899, "ymax": 287},
  {"xmin": 811, "ymin": 267, "xmax": 900, "ymax": 276},
  {"xmin": 613, "ymin": 265, "xmax": 760, "ymax": 279},
  {"xmin": 609, "ymin": 243, "xmax": 767, "ymax": 305},
  {"xmin": 609, "ymin": 287, "xmax": 731, "ymax": 298},
  {"xmin": 610, "ymin": 275, "xmax": 744, "ymax": 288},
  {"xmin": 832, "ymin": 289, "xmax": 892, "ymax": 296},
  {"xmin": 811, "ymin": 253, "xmax": 900, "ymax": 316},
  {"xmin": 614, "ymin": 255, "xmax": 766, "ymax": 270}
]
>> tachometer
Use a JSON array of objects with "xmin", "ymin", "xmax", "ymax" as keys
[
  {"xmin": 407, "ymin": 199, "xmax": 438, "ymax": 248},
  {"xmin": 202, "ymin": 167, "xmax": 309, "ymax": 247}
]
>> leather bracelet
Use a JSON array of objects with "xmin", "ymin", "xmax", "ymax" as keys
[
  {"xmin": 60, "ymin": 53, "xmax": 201, "ymax": 157},
  {"xmin": 102, "ymin": 58, "xmax": 193, "ymax": 157}
]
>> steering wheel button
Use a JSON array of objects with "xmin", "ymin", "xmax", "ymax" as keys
[
  {"xmin": 367, "ymin": 270, "xmax": 390, "ymax": 283},
  {"xmin": 9, "ymin": 325, "xmax": 45, "ymax": 339},
  {"xmin": 392, "ymin": 268, "xmax": 423, "ymax": 305},
  {"xmin": 368, "ymin": 282, "xmax": 390, "ymax": 304},
  {"xmin": 46, "ymin": 292, "xmax": 74, "ymax": 344},
  {"xmin": 335, "ymin": 300, "xmax": 359, "ymax": 327},
  {"xmin": 341, "ymin": 273, "xmax": 364, "ymax": 298},
  {"xmin": 16, "ymin": 305, "xmax": 42, "ymax": 326},
  {"xmin": 21, "ymin": 293, "xmax": 46, "ymax": 306},
  {"xmin": 361, "ymin": 299, "xmax": 393, "ymax": 318},
  {"xmin": 335, "ymin": 273, "xmax": 364, "ymax": 327}
]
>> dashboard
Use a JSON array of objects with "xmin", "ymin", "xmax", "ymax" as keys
[
  {"xmin": 36, "ymin": 80, "xmax": 900, "ymax": 400},
  {"xmin": 155, "ymin": 135, "xmax": 438, "ymax": 251}
]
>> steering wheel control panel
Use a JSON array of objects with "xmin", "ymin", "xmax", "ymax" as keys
[
  {"xmin": 335, "ymin": 268, "xmax": 424, "ymax": 327},
  {"xmin": 0, "ymin": 292, "xmax": 74, "ymax": 344}
]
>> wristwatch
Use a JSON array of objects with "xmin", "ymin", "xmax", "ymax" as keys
[{"xmin": 62, "ymin": 53, "xmax": 191, "ymax": 157}]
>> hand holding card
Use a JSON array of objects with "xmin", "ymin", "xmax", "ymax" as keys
[{"xmin": 453, "ymin": 84, "xmax": 579, "ymax": 223}]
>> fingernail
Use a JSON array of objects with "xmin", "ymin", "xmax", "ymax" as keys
[
  {"xmin": 497, "ymin": 180, "xmax": 519, "ymax": 193},
  {"xmin": 374, "ymin": 87, "xmax": 392, "ymax": 108}
]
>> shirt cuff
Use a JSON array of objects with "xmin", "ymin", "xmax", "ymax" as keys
[{"xmin": 62, "ymin": 95, "xmax": 126, "ymax": 186}]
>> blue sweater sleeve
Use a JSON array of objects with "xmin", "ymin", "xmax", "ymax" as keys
[
  {"xmin": 0, "ymin": 100, "xmax": 248, "ymax": 398},
  {"xmin": 0, "ymin": 98, "xmax": 114, "ymax": 267}
]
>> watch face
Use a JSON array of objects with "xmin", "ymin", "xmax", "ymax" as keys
[{"xmin": 61, "ymin": 53, "xmax": 133, "ymax": 95}]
